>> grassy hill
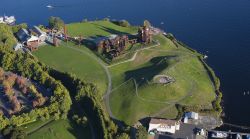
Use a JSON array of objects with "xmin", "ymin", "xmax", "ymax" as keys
[
  {"xmin": 33, "ymin": 20, "xmax": 217, "ymax": 125},
  {"xmin": 33, "ymin": 42, "xmax": 108, "ymax": 94},
  {"xmin": 109, "ymin": 35, "xmax": 216, "ymax": 124}
]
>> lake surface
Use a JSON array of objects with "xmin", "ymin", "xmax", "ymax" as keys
[{"xmin": 1, "ymin": 0, "xmax": 250, "ymax": 127}]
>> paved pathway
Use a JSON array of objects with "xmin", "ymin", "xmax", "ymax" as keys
[
  {"xmin": 62, "ymin": 45, "xmax": 114, "ymax": 119},
  {"xmin": 107, "ymin": 41, "xmax": 160, "ymax": 68}
]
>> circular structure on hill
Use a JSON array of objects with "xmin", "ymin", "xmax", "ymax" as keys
[{"xmin": 153, "ymin": 75, "xmax": 175, "ymax": 84}]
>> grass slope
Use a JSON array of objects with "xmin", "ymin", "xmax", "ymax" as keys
[
  {"xmin": 109, "ymin": 35, "xmax": 216, "ymax": 124},
  {"xmin": 66, "ymin": 21, "xmax": 137, "ymax": 37},
  {"xmin": 26, "ymin": 119, "xmax": 91, "ymax": 139},
  {"xmin": 33, "ymin": 43, "xmax": 107, "ymax": 94}
]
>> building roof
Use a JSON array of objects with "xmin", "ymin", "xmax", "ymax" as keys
[
  {"xmin": 108, "ymin": 34, "xmax": 118, "ymax": 40},
  {"xmin": 27, "ymin": 36, "xmax": 39, "ymax": 42},
  {"xmin": 150, "ymin": 118, "xmax": 177, "ymax": 126},
  {"xmin": 93, "ymin": 36, "xmax": 109, "ymax": 44},
  {"xmin": 16, "ymin": 28, "xmax": 30, "ymax": 42},
  {"xmin": 185, "ymin": 112, "xmax": 199, "ymax": 119},
  {"xmin": 32, "ymin": 26, "xmax": 46, "ymax": 36}
]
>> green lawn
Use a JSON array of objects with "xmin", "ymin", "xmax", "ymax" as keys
[
  {"xmin": 66, "ymin": 20, "xmax": 138, "ymax": 37},
  {"xmin": 25, "ymin": 119, "xmax": 91, "ymax": 139},
  {"xmin": 33, "ymin": 43, "xmax": 107, "ymax": 94},
  {"xmin": 109, "ymin": 35, "xmax": 216, "ymax": 124}
]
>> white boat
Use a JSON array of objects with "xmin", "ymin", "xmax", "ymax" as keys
[
  {"xmin": 204, "ymin": 55, "xmax": 208, "ymax": 59},
  {"xmin": 46, "ymin": 5, "xmax": 54, "ymax": 8}
]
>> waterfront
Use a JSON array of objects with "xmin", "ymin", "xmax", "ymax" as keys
[{"xmin": 1, "ymin": 0, "xmax": 250, "ymax": 127}]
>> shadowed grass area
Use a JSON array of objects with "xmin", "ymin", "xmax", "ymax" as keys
[
  {"xmin": 109, "ymin": 35, "xmax": 216, "ymax": 124},
  {"xmin": 25, "ymin": 119, "xmax": 91, "ymax": 139}
]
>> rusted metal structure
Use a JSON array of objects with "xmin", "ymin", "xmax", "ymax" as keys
[
  {"xmin": 97, "ymin": 35, "xmax": 129, "ymax": 58},
  {"xmin": 138, "ymin": 26, "xmax": 152, "ymax": 44}
]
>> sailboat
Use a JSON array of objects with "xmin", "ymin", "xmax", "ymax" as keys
[{"xmin": 204, "ymin": 55, "xmax": 208, "ymax": 59}]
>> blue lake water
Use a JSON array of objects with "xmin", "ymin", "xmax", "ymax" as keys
[{"xmin": 1, "ymin": 0, "xmax": 250, "ymax": 127}]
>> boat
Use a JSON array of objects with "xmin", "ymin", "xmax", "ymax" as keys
[
  {"xmin": 160, "ymin": 22, "xmax": 164, "ymax": 25},
  {"xmin": 204, "ymin": 55, "xmax": 208, "ymax": 59},
  {"xmin": 46, "ymin": 5, "xmax": 54, "ymax": 8}
]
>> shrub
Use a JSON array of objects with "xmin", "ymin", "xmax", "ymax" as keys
[{"xmin": 112, "ymin": 20, "xmax": 130, "ymax": 27}]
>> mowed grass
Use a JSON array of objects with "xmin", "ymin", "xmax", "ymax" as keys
[
  {"xmin": 110, "ymin": 79, "xmax": 173, "ymax": 125},
  {"xmin": 109, "ymin": 35, "xmax": 216, "ymax": 124},
  {"xmin": 26, "ymin": 119, "xmax": 91, "ymax": 139},
  {"xmin": 66, "ymin": 21, "xmax": 138, "ymax": 37},
  {"xmin": 33, "ymin": 43, "xmax": 107, "ymax": 94}
]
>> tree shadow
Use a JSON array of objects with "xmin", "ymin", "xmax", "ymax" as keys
[
  {"xmin": 66, "ymin": 103, "xmax": 92, "ymax": 139},
  {"xmin": 124, "ymin": 55, "xmax": 177, "ymax": 87}
]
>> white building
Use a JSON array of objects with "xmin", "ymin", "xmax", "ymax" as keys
[
  {"xmin": 148, "ymin": 118, "xmax": 180, "ymax": 134},
  {"xmin": 32, "ymin": 26, "xmax": 47, "ymax": 42},
  {"xmin": 185, "ymin": 112, "xmax": 199, "ymax": 120},
  {"xmin": 0, "ymin": 16, "xmax": 16, "ymax": 25}
]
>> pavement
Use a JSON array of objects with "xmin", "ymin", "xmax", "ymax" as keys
[{"xmin": 154, "ymin": 123, "xmax": 202, "ymax": 139}]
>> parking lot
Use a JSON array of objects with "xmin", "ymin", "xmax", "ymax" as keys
[{"xmin": 154, "ymin": 123, "xmax": 202, "ymax": 139}]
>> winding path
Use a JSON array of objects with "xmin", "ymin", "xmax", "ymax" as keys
[
  {"xmin": 62, "ymin": 44, "xmax": 114, "ymax": 118},
  {"xmin": 107, "ymin": 41, "xmax": 160, "ymax": 68}
]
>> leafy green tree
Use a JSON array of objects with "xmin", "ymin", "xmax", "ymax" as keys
[
  {"xmin": 136, "ymin": 126, "xmax": 148, "ymax": 139},
  {"xmin": 11, "ymin": 23, "xmax": 28, "ymax": 34},
  {"xmin": 143, "ymin": 20, "xmax": 151, "ymax": 28},
  {"xmin": 119, "ymin": 20, "xmax": 130, "ymax": 27},
  {"xmin": 48, "ymin": 16, "xmax": 65, "ymax": 30},
  {"xmin": 2, "ymin": 126, "xmax": 26, "ymax": 139},
  {"xmin": 0, "ymin": 24, "xmax": 17, "ymax": 49},
  {"xmin": 115, "ymin": 133, "xmax": 130, "ymax": 139}
]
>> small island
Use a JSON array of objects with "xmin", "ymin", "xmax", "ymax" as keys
[{"xmin": 0, "ymin": 17, "xmax": 224, "ymax": 139}]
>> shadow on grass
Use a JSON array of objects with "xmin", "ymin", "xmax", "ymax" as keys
[
  {"xmin": 124, "ymin": 55, "xmax": 177, "ymax": 86},
  {"xmin": 67, "ymin": 103, "xmax": 92, "ymax": 139}
]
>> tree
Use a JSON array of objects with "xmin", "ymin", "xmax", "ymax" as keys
[
  {"xmin": 48, "ymin": 16, "xmax": 65, "ymax": 30},
  {"xmin": 119, "ymin": 20, "xmax": 130, "ymax": 27},
  {"xmin": 0, "ymin": 24, "xmax": 17, "ymax": 49},
  {"xmin": 115, "ymin": 133, "xmax": 130, "ymax": 139},
  {"xmin": 135, "ymin": 126, "xmax": 148, "ymax": 139},
  {"xmin": 143, "ymin": 20, "xmax": 151, "ymax": 28},
  {"xmin": 2, "ymin": 126, "xmax": 26, "ymax": 139},
  {"xmin": 11, "ymin": 23, "xmax": 28, "ymax": 34}
]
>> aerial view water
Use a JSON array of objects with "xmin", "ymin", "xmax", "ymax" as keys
[{"xmin": 1, "ymin": 0, "xmax": 250, "ymax": 127}]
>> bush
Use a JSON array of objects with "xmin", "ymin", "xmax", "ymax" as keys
[
  {"xmin": 81, "ymin": 19, "xmax": 88, "ymax": 23},
  {"xmin": 112, "ymin": 20, "xmax": 130, "ymax": 27},
  {"xmin": 48, "ymin": 16, "xmax": 65, "ymax": 30},
  {"xmin": 103, "ymin": 18, "xmax": 110, "ymax": 22},
  {"xmin": 143, "ymin": 20, "xmax": 151, "ymax": 28},
  {"xmin": 136, "ymin": 126, "xmax": 147, "ymax": 139}
]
